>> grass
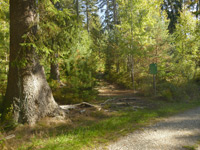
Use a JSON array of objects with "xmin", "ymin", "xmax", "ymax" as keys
[
  {"xmin": 182, "ymin": 145, "xmax": 197, "ymax": 150},
  {"xmin": 182, "ymin": 138, "xmax": 200, "ymax": 150},
  {"xmin": 0, "ymin": 100, "xmax": 198, "ymax": 150}
]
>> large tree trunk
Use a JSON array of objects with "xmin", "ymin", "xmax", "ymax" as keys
[{"xmin": 2, "ymin": 0, "xmax": 65, "ymax": 125}]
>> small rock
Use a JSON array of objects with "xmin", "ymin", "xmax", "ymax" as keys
[{"xmin": 80, "ymin": 109, "xmax": 86, "ymax": 114}]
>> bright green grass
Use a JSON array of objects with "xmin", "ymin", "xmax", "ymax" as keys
[{"xmin": 18, "ymin": 100, "xmax": 200, "ymax": 150}]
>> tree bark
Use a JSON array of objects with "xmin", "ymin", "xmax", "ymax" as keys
[
  {"xmin": 113, "ymin": 0, "xmax": 119, "ymax": 73},
  {"xmin": 129, "ymin": 0, "xmax": 135, "ymax": 90},
  {"xmin": 76, "ymin": 0, "xmax": 79, "ymax": 23},
  {"xmin": 129, "ymin": 55, "xmax": 135, "ymax": 90},
  {"xmin": 113, "ymin": 0, "xmax": 117, "ymax": 25},
  {"xmin": 50, "ymin": 39, "xmax": 60, "ymax": 82},
  {"xmin": 50, "ymin": 57, "xmax": 60, "ymax": 81},
  {"xmin": 86, "ymin": 0, "xmax": 89, "ymax": 33},
  {"xmin": 2, "ymin": 0, "xmax": 65, "ymax": 125},
  {"xmin": 116, "ymin": 60, "xmax": 120, "ymax": 73}
]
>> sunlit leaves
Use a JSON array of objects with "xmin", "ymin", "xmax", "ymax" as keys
[
  {"xmin": 0, "ymin": 0, "xmax": 9, "ymax": 95},
  {"xmin": 172, "ymin": 9, "xmax": 199, "ymax": 80}
]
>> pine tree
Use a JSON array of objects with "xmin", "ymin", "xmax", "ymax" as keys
[
  {"xmin": 2, "ymin": 0, "xmax": 65, "ymax": 125},
  {"xmin": 162, "ymin": 0, "xmax": 183, "ymax": 33}
]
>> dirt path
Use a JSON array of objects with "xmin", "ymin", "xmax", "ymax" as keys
[
  {"xmin": 98, "ymin": 106, "xmax": 200, "ymax": 150},
  {"xmin": 96, "ymin": 79, "xmax": 136, "ymax": 98}
]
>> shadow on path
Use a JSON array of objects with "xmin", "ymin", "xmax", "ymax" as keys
[{"xmin": 103, "ymin": 107, "xmax": 200, "ymax": 150}]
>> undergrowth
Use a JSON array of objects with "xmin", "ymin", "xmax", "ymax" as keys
[
  {"xmin": 105, "ymin": 70, "xmax": 200, "ymax": 102},
  {"xmin": 49, "ymin": 80, "xmax": 98, "ymax": 104}
]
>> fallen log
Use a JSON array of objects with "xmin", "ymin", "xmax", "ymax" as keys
[
  {"xmin": 0, "ymin": 134, "xmax": 15, "ymax": 141},
  {"xmin": 60, "ymin": 102, "xmax": 101, "ymax": 113}
]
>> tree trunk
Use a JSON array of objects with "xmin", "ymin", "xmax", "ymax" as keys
[
  {"xmin": 86, "ymin": 0, "xmax": 89, "ymax": 33},
  {"xmin": 50, "ymin": 58, "xmax": 60, "ymax": 81},
  {"xmin": 116, "ymin": 60, "xmax": 120, "ymax": 73},
  {"xmin": 2, "ymin": 0, "xmax": 65, "ymax": 125},
  {"xmin": 76, "ymin": 0, "xmax": 79, "ymax": 23},
  {"xmin": 106, "ymin": 0, "xmax": 109, "ymax": 28},
  {"xmin": 5, "ymin": 49, "xmax": 8, "ymax": 73},
  {"xmin": 50, "ymin": 39, "xmax": 60, "ymax": 82},
  {"xmin": 113, "ymin": 0, "xmax": 117, "ymax": 25},
  {"xmin": 129, "ymin": 0, "xmax": 135, "ymax": 90},
  {"xmin": 113, "ymin": 0, "xmax": 119, "ymax": 73},
  {"xmin": 197, "ymin": 0, "xmax": 200, "ymax": 19},
  {"xmin": 130, "ymin": 55, "xmax": 135, "ymax": 90}
]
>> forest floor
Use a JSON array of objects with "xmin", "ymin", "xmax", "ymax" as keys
[{"xmin": 1, "ymin": 80, "xmax": 200, "ymax": 150}]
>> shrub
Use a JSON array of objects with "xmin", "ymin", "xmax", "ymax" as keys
[
  {"xmin": 161, "ymin": 89, "xmax": 173, "ymax": 101},
  {"xmin": 157, "ymin": 81, "xmax": 200, "ymax": 102}
]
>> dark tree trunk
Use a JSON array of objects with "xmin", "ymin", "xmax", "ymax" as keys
[
  {"xmin": 113, "ymin": 0, "xmax": 117, "ymax": 25},
  {"xmin": 50, "ymin": 39, "xmax": 60, "ymax": 82},
  {"xmin": 116, "ymin": 60, "xmax": 120, "ymax": 73},
  {"xmin": 86, "ymin": 0, "xmax": 89, "ymax": 33},
  {"xmin": 128, "ymin": 55, "xmax": 134, "ymax": 90},
  {"xmin": 130, "ymin": 55, "xmax": 135, "ymax": 90},
  {"xmin": 76, "ymin": 0, "xmax": 79, "ymax": 23},
  {"xmin": 2, "ymin": 0, "xmax": 65, "ymax": 125},
  {"xmin": 50, "ymin": 59, "xmax": 60, "ymax": 81}
]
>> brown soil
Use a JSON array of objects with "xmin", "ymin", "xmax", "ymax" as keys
[
  {"xmin": 96, "ymin": 80, "xmax": 136, "ymax": 98},
  {"xmin": 95, "ymin": 80, "xmax": 155, "ymax": 111}
]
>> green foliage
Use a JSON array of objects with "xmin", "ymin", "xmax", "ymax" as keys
[
  {"xmin": 0, "ymin": 105, "xmax": 18, "ymax": 131},
  {"xmin": 162, "ymin": 0, "xmax": 183, "ymax": 33},
  {"xmin": 53, "ymin": 29, "xmax": 99, "ymax": 104},
  {"xmin": 105, "ymin": 71, "xmax": 133, "ymax": 89},
  {"xmin": 101, "ymin": 0, "xmax": 200, "ymax": 103},
  {"xmin": 172, "ymin": 10, "xmax": 199, "ymax": 80},
  {"xmin": 157, "ymin": 81, "xmax": 200, "ymax": 102},
  {"xmin": 52, "ymin": 85, "xmax": 98, "ymax": 104},
  {"xmin": 0, "ymin": 0, "xmax": 9, "ymax": 97},
  {"xmin": 161, "ymin": 89, "xmax": 173, "ymax": 101}
]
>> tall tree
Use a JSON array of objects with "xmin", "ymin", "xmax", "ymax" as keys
[
  {"xmin": 49, "ymin": 1, "xmax": 63, "ymax": 82},
  {"xmin": 187, "ymin": 0, "xmax": 200, "ymax": 18},
  {"xmin": 2, "ymin": 0, "xmax": 65, "ymax": 125},
  {"xmin": 74, "ymin": 0, "xmax": 80, "ymax": 22},
  {"xmin": 82, "ymin": 0, "xmax": 98, "ymax": 33},
  {"xmin": 50, "ymin": 39, "xmax": 60, "ymax": 82},
  {"xmin": 163, "ymin": 0, "xmax": 183, "ymax": 33}
]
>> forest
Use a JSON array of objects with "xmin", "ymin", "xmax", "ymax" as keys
[{"xmin": 0, "ymin": 0, "xmax": 200, "ymax": 149}]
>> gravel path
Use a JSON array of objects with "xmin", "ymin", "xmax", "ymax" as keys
[{"xmin": 100, "ymin": 107, "xmax": 200, "ymax": 150}]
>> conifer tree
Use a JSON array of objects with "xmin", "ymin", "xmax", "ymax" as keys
[{"xmin": 2, "ymin": 0, "xmax": 65, "ymax": 125}]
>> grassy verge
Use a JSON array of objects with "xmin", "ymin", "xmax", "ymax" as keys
[
  {"xmin": 1, "ymin": 100, "xmax": 200, "ymax": 150},
  {"xmin": 182, "ymin": 139, "xmax": 200, "ymax": 150},
  {"xmin": 182, "ymin": 145, "xmax": 197, "ymax": 150}
]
